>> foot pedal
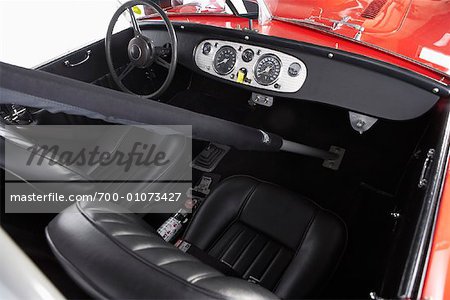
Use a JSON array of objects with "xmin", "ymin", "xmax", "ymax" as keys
[{"xmin": 191, "ymin": 143, "xmax": 229, "ymax": 172}]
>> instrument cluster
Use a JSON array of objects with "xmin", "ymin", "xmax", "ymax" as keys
[{"xmin": 194, "ymin": 39, "xmax": 307, "ymax": 93}]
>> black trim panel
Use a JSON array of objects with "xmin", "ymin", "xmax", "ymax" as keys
[{"xmin": 142, "ymin": 22, "xmax": 448, "ymax": 121}]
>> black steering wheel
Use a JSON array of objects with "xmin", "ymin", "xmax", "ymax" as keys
[{"xmin": 105, "ymin": 0, "xmax": 177, "ymax": 99}]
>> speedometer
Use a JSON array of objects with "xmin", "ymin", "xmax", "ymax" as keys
[
  {"xmin": 213, "ymin": 46, "xmax": 237, "ymax": 75},
  {"xmin": 254, "ymin": 54, "xmax": 281, "ymax": 85}
]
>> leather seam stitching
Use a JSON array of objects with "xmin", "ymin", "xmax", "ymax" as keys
[
  {"xmin": 206, "ymin": 180, "xmax": 259, "ymax": 253},
  {"xmin": 218, "ymin": 227, "xmax": 246, "ymax": 262},
  {"xmin": 259, "ymin": 246, "xmax": 284, "ymax": 284},
  {"xmin": 231, "ymin": 231, "xmax": 258, "ymax": 268}
]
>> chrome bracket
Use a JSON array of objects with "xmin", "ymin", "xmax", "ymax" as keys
[
  {"xmin": 349, "ymin": 112, "xmax": 378, "ymax": 134},
  {"xmin": 322, "ymin": 146, "xmax": 346, "ymax": 170},
  {"xmin": 249, "ymin": 93, "xmax": 273, "ymax": 107},
  {"xmin": 331, "ymin": 16, "xmax": 365, "ymax": 40},
  {"xmin": 369, "ymin": 291, "xmax": 386, "ymax": 300}
]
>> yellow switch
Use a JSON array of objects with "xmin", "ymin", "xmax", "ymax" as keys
[
  {"xmin": 132, "ymin": 6, "xmax": 142, "ymax": 15},
  {"xmin": 236, "ymin": 68, "xmax": 247, "ymax": 84}
]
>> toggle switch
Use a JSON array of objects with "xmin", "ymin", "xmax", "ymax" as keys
[{"xmin": 236, "ymin": 68, "xmax": 247, "ymax": 84}]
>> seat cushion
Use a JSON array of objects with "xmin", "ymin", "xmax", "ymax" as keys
[
  {"xmin": 183, "ymin": 176, "xmax": 347, "ymax": 299},
  {"xmin": 46, "ymin": 201, "xmax": 277, "ymax": 299},
  {"xmin": 46, "ymin": 176, "xmax": 346, "ymax": 299}
]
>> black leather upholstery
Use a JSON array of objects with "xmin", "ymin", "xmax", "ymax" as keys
[
  {"xmin": 46, "ymin": 176, "xmax": 347, "ymax": 299},
  {"xmin": 47, "ymin": 201, "xmax": 277, "ymax": 299},
  {"xmin": 184, "ymin": 176, "xmax": 347, "ymax": 299}
]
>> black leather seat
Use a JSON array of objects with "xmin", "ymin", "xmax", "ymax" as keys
[{"xmin": 46, "ymin": 176, "xmax": 347, "ymax": 299}]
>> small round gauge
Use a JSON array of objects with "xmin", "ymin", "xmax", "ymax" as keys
[
  {"xmin": 213, "ymin": 46, "xmax": 237, "ymax": 75},
  {"xmin": 288, "ymin": 62, "xmax": 301, "ymax": 77},
  {"xmin": 254, "ymin": 54, "xmax": 282, "ymax": 85},
  {"xmin": 202, "ymin": 42, "xmax": 212, "ymax": 55},
  {"xmin": 242, "ymin": 49, "xmax": 254, "ymax": 62}
]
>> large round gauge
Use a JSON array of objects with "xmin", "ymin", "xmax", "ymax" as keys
[
  {"xmin": 254, "ymin": 54, "xmax": 282, "ymax": 85},
  {"xmin": 213, "ymin": 46, "xmax": 237, "ymax": 75}
]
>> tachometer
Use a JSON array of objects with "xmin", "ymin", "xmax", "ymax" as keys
[
  {"xmin": 213, "ymin": 46, "xmax": 237, "ymax": 75},
  {"xmin": 254, "ymin": 54, "xmax": 281, "ymax": 86}
]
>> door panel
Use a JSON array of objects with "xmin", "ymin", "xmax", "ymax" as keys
[{"xmin": 38, "ymin": 29, "xmax": 132, "ymax": 83}]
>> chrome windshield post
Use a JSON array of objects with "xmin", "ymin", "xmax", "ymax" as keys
[{"xmin": 256, "ymin": 0, "xmax": 272, "ymax": 25}]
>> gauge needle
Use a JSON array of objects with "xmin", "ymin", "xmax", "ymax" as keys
[
  {"xmin": 217, "ymin": 58, "xmax": 229, "ymax": 65},
  {"xmin": 258, "ymin": 66, "xmax": 272, "ymax": 75}
]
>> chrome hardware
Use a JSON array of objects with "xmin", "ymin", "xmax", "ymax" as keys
[
  {"xmin": 250, "ymin": 93, "xmax": 273, "ymax": 107},
  {"xmin": 349, "ymin": 112, "xmax": 378, "ymax": 134},
  {"xmin": 1, "ymin": 104, "xmax": 33, "ymax": 124},
  {"xmin": 247, "ymin": 276, "xmax": 260, "ymax": 284},
  {"xmin": 390, "ymin": 212, "xmax": 401, "ymax": 219},
  {"xmin": 328, "ymin": 53, "xmax": 334, "ymax": 58},
  {"xmin": 259, "ymin": 130, "xmax": 271, "ymax": 144},
  {"xmin": 331, "ymin": 16, "xmax": 365, "ymax": 41},
  {"xmin": 64, "ymin": 50, "xmax": 92, "ymax": 67},
  {"xmin": 194, "ymin": 39, "xmax": 307, "ymax": 93},
  {"xmin": 354, "ymin": 27, "xmax": 364, "ymax": 41},
  {"xmin": 331, "ymin": 16, "xmax": 351, "ymax": 30},
  {"xmin": 418, "ymin": 149, "xmax": 435, "ymax": 188},
  {"xmin": 220, "ymin": 259, "xmax": 233, "ymax": 269},
  {"xmin": 432, "ymin": 87, "xmax": 440, "ymax": 94},
  {"xmin": 243, "ymin": 19, "xmax": 258, "ymax": 32},
  {"xmin": 322, "ymin": 146, "xmax": 346, "ymax": 170},
  {"xmin": 369, "ymin": 291, "xmax": 385, "ymax": 300}
]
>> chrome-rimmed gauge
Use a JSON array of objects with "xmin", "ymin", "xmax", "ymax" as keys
[
  {"xmin": 202, "ymin": 42, "xmax": 212, "ymax": 55},
  {"xmin": 288, "ymin": 62, "xmax": 302, "ymax": 77},
  {"xmin": 213, "ymin": 46, "xmax": 237, "ymax": 75},
  {"xmin": 242, "ymin": 49, "xmax": 254, "ymax": 62},
  {"xmin": 254, "ymin": 54, "xmax": 282, "ymax": 85}
]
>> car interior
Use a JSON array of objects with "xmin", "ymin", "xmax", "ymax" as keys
[{"xmin": 1, "ymin": 2, "xmax": 450, "ymax": 299}]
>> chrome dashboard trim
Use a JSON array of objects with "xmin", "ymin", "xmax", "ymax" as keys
[
  {"xmin": 253, "ymin": 53, "xmax": 282, "ymax": 86},
  {"xmin": 194, "ymin": 39, "xmax": 307, "ymax": 93}
]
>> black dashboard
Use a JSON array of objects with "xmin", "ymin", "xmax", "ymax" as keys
[
  {"xmin": 41, "ymin": 21, "xmax": 447, "ymax": 121},
  {"xmin": 165, "ymin": 22, "xmax": 446, "ymax": 121}
]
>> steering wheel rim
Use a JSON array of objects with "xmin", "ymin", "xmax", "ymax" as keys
[{"xmin": 105, "ymin": 0, "xmax": 177, "ymax": 99}]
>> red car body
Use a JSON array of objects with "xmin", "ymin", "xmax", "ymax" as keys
[{"xmin": 157, "ymin": 1, "xmax": 450, "ymax": 298}]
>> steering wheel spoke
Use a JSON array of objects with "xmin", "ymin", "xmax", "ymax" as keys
[
  {"xmin": 156, "ymin": 57, "xmax": 170, "ymax": 69},
  {"xmin": 127, "ymin": 7, "xmax": 142, "ymax": 37},
  {"xmin": 118, "ymin": 63, "xmax": 135, "ymax": 80}
]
